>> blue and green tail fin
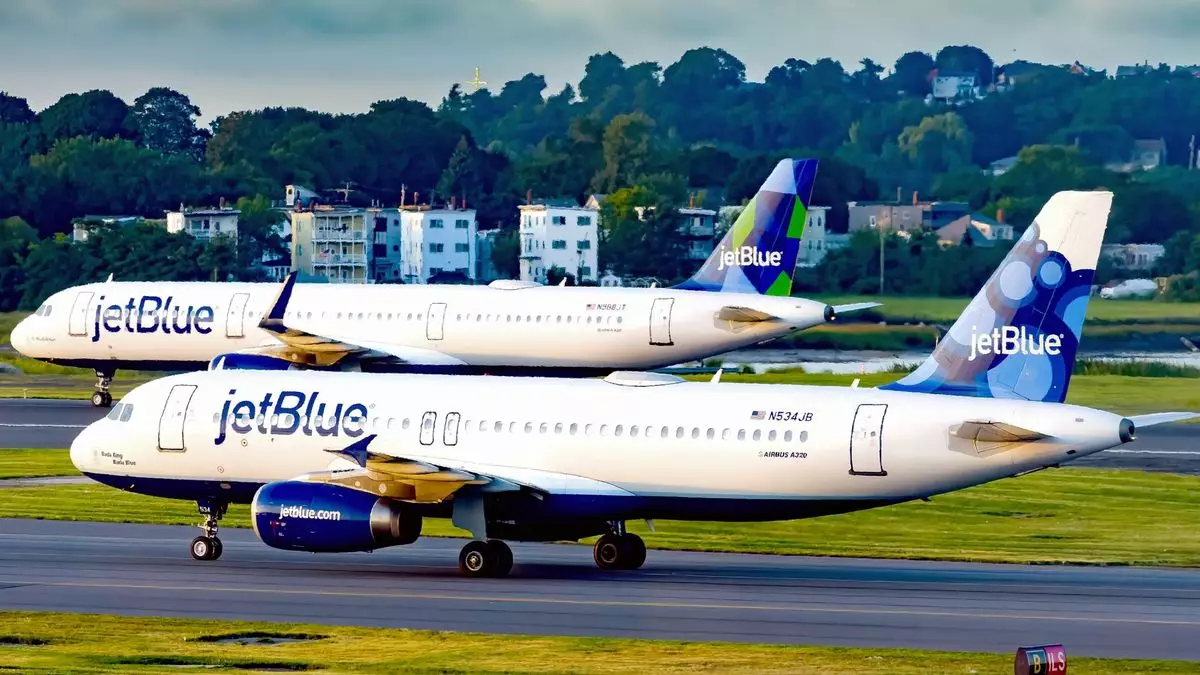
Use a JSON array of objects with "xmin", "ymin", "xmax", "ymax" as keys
[{"xmin": 674, "ymin": 158, "xmax": 818, "ymax": 296}]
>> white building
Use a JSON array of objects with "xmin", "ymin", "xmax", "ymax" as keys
[
  {"xmin": 518, "ymin": 203, "xmax": 599, "ymax": 284},
  {"xmin": 367, "ymin": 207, "xmax": 403, "ymax": 282},
  {"xmin": 796, "ymin": 206, "xmax": 830, "ymax": 268},
  {"xmin": 400, "ymin": 208, "xmax": 477, "ymax": 283},
  {"xmin": 167, "ymin": 207, "xmax": 240, "ymax": 242},
  {"xmin": 930, "ymin": 73, "xmax": 982, "ymax": 103},
  {"xmin": 1102, "ymin": 243, "xmax": 1166, "ymax": 272},
  {"xmin": 290, "ymin": 207, "xmax": 370, "ymax": 283}
]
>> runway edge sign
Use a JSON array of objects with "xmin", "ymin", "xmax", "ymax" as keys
[{"xmin": 1015, "ymin": 644, "xmax": 1066, "ymax": 675}]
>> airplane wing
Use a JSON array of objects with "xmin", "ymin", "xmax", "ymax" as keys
[
  {"xmin": 952, "ymin": 420, "xmax": 1049, "ymax": 443},
  {"xmin": 308, "ymin": 434, "xmax": 634, "ymax": 503},
  {"xmin": 255, "ymin": 272, "xmax": 465, "ymax": 368},
  {"xmin": 1128, "ymin": 412, "xmax": 1200, "ymax": 428}
]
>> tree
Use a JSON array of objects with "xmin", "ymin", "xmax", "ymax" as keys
[
  {"xmin": 545, "ymin": 265, "xmax": 575, "ymax": 286},
  {"xmin": 38, "ymin": 90, "xmax": 134, "ymax": 143},
  {"xmin": 597, "ymin": 185, "xmax": 688, "ymax": 280},
  {"xmin": 0, "ymin": 216, "xmax": 36, "ymax": 311},
  {"xmin": 131, "ymin": 87, "xmax": 208, "ymax": 160},
  {"xmin": 592, "ymin": 112, "xmax": 658, "ymax": 193},
  {"xmin": 935, "ymin": 45, "xmax": 995, "ymax": 86},
  {"xmin": 897, "ymin": 112, "xmax": 975, "ymax": 173},
  {"xmin": 0, "ymin": 92, "xmax": 35, "ymax": 125},
  {"xmin": 489, "ymin": 228, "xmax": 520, "ymax": 279},
  {"xmin": 891, "ymin": 51, "xmax": 936, "ymax": 97}
]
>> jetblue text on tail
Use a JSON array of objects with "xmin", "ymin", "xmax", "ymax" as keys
[
  {"xmin": 716, "ymin": 246, "xmax": 784, "ymax": 272},
  {"xmin": 968, "ymin": 326, "xmax": 1063, "ymax": 362},
  {"xmin": 215, "ymin": 389, "xmax": 370, "ymax": 445},
  {"xmin": 91, "ymin": 295, "xmax": 215, "ymax": 342}
]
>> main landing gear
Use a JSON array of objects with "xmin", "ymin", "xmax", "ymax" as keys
[
  {"xmin": 458, "ymin": 539, "xmax": 513, "ymax": 578},
  {"xmin": 91, "ymin": 369, "xmax": 114, "ymax": 408},
  {"xmin": 191, "ymin": 500, "xmax": 227, "ymax": 561},
  {"xmin": 593, "ymin": 522, "xmax": 646, "ymax": 571}
]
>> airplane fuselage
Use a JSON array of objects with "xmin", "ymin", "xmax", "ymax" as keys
[
  {"xmin": 14, "ymin": 281, "xmax": 829, "ymax": 373},
  {"xmin": 73, "ymin": 369, "xmax": 1127, "ymax": 528}
]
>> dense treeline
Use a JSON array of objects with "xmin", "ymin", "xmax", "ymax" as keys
[{"xmin": 4, "ymin": 45, "xmax": 1200, "ymax": 310}]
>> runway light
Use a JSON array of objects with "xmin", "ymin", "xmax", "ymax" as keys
[{"xmin": 1014, "ymin": 644, "xmax": 1066, "ymax": 674}]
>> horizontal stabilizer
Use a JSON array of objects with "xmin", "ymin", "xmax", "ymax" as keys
[
  {"xmin": 832, "ymin": 302, "xmax": 882, "ymax": 316},
  {"xmin": 953, "ymin": 420, "xmax": 1049, "ymax": 443},
  {"xmin": 1129, "ymin": 412, "xmax": 1200, "ymax": 428},
  {"xmin": 716, "ymin": 306, "xmax": 776, "ymax": 323}
]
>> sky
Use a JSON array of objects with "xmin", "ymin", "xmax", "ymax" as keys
[{"xmin": 3, "ymin": 0, "xmax": 1198, "ymax": 124}]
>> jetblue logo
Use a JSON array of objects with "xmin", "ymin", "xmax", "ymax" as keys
[
  {"xmin": 215, "ymin": 389, "xmax": 370, "ymax": 445},
  {"xmin": 968, "ymin": 326, "xmax": 1063, "ymax": 362},
  {"xmin": 279, "ymin": 505, "xmax": 342, "ymax": 521},
  {"xmin": 717, "ymin": 246, "xmax": 783, "ymax": 271},
  {"xmin": 91, "ymin": 295, "xmax": 215, "ymax": 342}
]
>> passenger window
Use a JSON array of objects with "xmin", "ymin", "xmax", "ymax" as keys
[
  {"xmin": 539, "ymin": 422, "xmax": 548, "ymax": 434},
  {"xmin": 599, "ymin": 424, "xmax": 608, "ymax": 436},
  {"xmin": 570, "ymin": 423, "xmax": 578, "ymax": 435},
  {"xmin": 387, "ymin": 418, "xmax": 395, "ymax": 430},
  {"xmin": 706, "ymin": 428, "xmax": 715, "ymax": 440},
  {"xmin": 737, "ymin": 429, "xmax": 746, "ymax": 441},
  {"xmin": 616, "ymin": 316, "xmax": 622, "ymax": 324},
  {"xmin": 516, "ymin": 315, "xmax": 522, "ymax": 323},
  {"xmin": 417, "ymin": 314, "xmax": 423, "ymax": 320},
  {"xmin": 479, "ymin": 420, "xmax": 487, "ymax": 432},
  {"xmin": 494, "ymin": 421, "xmax": 503, "ymax": 432},
  {"xmin": 536, "ymin": 315, "xmax": 542, "ymax": 323},
  {"xmin": 799, "ymin": 431, "xmax": 809, "ymax": 442},
  {"xmin": 784, "ymin": 430, "xmax": 793, "ymax": 442},
  {"xmin": 407, "ymin": 313, "xmax": 413, "ymax": 320},
  {"xmin": 566, "ymin": 316, "xmax": 572, "ymax": 324},
  {"xmin": 768, "ymin": 430, "xmax": 777, "ymax": 441},
  {"xmin": 402, "ymin": 418, "xmax": 411, "ymax": 430},
  {"xmin": 419, "ymin": 412, "xmax": 436, "ymax": 445},
  {"xmin": 753, "ymin": 430, "xmax": 762, "ymax": 441},
  {"xmin": 524, "ymin": 422, "xmax": 533, "ymax": 434},
  {"xmin": 554, "ymin": 422, "xmax": 563, "ymax": 434},
  {"xmin": 676, "ymin": 427, "xmax": 685, "ymax": 439},
  {"xmin": 509, "ymin": 422, "xmax": 517, "ymax": 433},
  {"xmin": 722, "ymin": 429, "xmax": 730, "ymax": 440},
  {"xmin": 630, "ymin": 425, "xmax": 639, "ymax": 437},
  {"xmin": 660, "ymin": 427, "xmax": 669, "ymax": 439},
  {"xmin": 614, "ymin": 424, "xmax": 623, "ymax": 437},
  {"xmin": 585, "ymin": 424, "xmax": 594, "ymax": 435}
]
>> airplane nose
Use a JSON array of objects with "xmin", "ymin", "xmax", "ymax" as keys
[
  {"xmin": 9, "ymin": 317, "xmax": 30, "ymax": 354},
  {"xmin": 70, "ymin": 423, "xmax": 98, "ymax": 474}
]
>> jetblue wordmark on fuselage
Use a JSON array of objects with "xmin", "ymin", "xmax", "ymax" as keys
[
  {"xmin": 214, "ymin": 389, "xmax": 370, "ymax": 445},
  {"xmin": 91, "ymin": 295, "xmax": 216, "ymax": 342}
]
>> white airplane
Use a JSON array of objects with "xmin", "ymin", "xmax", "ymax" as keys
[
  {"xmin": 11, "ymin": 158, "xmax": 877, "ymax": 408},
  {"xmin": 69, "ymin": 189, "xmax": 1198, "ymax": 577}
]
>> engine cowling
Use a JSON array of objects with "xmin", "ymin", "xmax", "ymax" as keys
[{"xmin": 251, "ymin": 481, "xmax": 422, "ymax": 553}]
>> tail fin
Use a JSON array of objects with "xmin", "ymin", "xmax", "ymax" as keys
[
  {"xmin": 880, "ymin": 190, "xmax": 1114, "ymax": 404},
  {"xmin": 674, "ymin": 158, "xmax": 818, "ymax": 296}
]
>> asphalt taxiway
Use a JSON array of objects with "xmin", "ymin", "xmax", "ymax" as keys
[
  {"xmin": 3, "ymin": 398, "xmax": 1198, "ymax": 474},
  {"xmin": 0, "ymin": 519, "xmax": 1196, "ymax": 659}
]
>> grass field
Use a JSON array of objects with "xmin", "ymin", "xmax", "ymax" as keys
[
  {"xmin": 0, "ymin": 311, "xmax": 23, "ymax": 345},
  {"xmin": 1, "ymin": 612, "xmax": 1190, "ymax": 674},
  {"xmin": 6, "ymin": 454, "xmax": 1199, "ymax": 566}
]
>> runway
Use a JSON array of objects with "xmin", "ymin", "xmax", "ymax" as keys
[
  {"xmin": 0, "ymin": 519, "xmax": 1196, "ymax": 659},
  {"xmin": 3, "ymin": 398, "xmax": 1197, "ymax": 473}
]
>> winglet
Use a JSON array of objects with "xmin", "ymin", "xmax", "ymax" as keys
[
  {"xmin": 104, "ymin": 273, "xmax": 114, "ymax": 282},
  {"xmin": 831, "ymin": 302, "xmax": 882, "ymax": 317},
  {"xmin": 259, "ymin": 271, "xmax": 298, "ymax": 335},
  {"xmin": 324, "ymin": 433, "xmax": 378, "ymax": 468},
  {"xmin": 711, "ymin": 368, "xmax": 723, "ymax": 383}
]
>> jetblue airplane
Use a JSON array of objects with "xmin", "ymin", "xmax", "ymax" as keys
[
  {"xmin": 69, "ymin": 189, "xmax": 1197, "ymax": 577},
  {"xmin": 11, "ymin": 158, "xmax": 875, "ymax": 407}
]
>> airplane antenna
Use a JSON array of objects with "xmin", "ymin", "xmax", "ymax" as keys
[
  {"xmin": 104, "ymin": 273, "xmax": 113, "ymax": 282},
  {"xmin": 710, "ymin": 368, "xmax": 723, "ymax": 383},
  {"xmin": 851, "ymin": 378, "xmax": 860, "ymax": 388},
  {"xmin": 650, "ymin": 281, "xmax": 657, "ymax": 288},
  {"xmin": 558, "ymin": 277, "xmax": 566, "ymax": 286},
  {"xmin": 644, "ymin": 519, "xmax": 656, "ymax": 532}
]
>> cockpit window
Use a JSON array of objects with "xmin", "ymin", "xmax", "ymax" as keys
[
  {"xmin": 106, "ymin": 404, "xmax": 123, "ymax": 420},
  {"xmin": 34, "ymin": 304, "xmax": 53, "ymax": 317},
  {"xmin": 119, "ymin": 404, "xmax": 133, "ymax": 422},
  {"xmin": 106, "ymin": 403, "xmax": 134, "ymax": 422}
]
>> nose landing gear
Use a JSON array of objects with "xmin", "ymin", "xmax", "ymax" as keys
[
  {"xmin": 190, "ymin": 500, "xmax": 227, "ymax": 561},
  {"xmin": 91, "ymin": 369, "xmax": 114, "ymax": 408}
]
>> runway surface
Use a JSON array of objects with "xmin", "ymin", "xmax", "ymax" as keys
[
  {"xmin": 0, "ymin": 519, "xmax": 1197, "ymax": 659},
  {"xmin": 3, "ymin": 398, "xmax": 1198, "ymax": 473}
]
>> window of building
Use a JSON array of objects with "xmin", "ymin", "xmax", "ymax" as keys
[
  {"xmin": 552, "ymin": 240, "xmax": 567, "ymax": 249},
  {"xmin": 455, "ymin": 219, "xmax": 469, "ymax": 228},
  {"xmin": 580, "ymin": 266, "xmax": 592, "ymax": 278},
  {"xmin": 577, "ymin": 216, "xmax": 591, "ymax": 226},
  {"xmin": 552, "ymin": 215, "xmax": 566, "ymax": 225},
  {"xmin": 430, "ymin": 243, "xmax": 445, "ymax": 253},
  {"xmin": 577, "ymin": 240, "xmax": 591, "ymax": 250},
  {"xmin": 455, "ymin": 243, "xmax": 469, "ymax": 253},
  {"xmin": 430, "ymin": 219, "xmax": 444, "ymax": 228}
]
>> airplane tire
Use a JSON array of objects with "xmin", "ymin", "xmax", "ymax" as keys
[
  {"xmin": 622, "ymin": 534, "xmax": 646, "ymax": 570},
  {"xmin": 488, "ymin": 540, "xmax": 513, "ymax": 577},
  {"xmin": 593, "ymin": 533, "xmax": 626, "ymax": 571},
  {"xmin": 211, "ymin": 537, "xmax": 224, "ymax": 561},
  {"xmin": 91, "ymin": 392, "xmax": 112, "ymax": 408},
  {"xmin": 191, "ymin": 536, "xmax": 219, "ymax": 561},
  {"xmin": 459, "ymin": 540, "xmax": 494, "ymax": 578}
]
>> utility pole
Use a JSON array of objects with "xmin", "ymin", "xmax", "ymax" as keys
[{"xmin": 468, "ymin": 67, "xmax": 487, "ymax": 92}]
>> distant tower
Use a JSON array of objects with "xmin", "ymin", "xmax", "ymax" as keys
[{"xmin": 468, "ymin": 66, "xmax": 487, "ymax": 92}]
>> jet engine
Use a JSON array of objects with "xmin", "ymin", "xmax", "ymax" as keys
[{"xmin": 251, "ymin": 481, "xmax": 422, "ymax": 552}]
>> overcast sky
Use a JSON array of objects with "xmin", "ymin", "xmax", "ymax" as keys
[{"xmin": 3, "ymin": 0, "xmax": 1196, "ymax": 124}]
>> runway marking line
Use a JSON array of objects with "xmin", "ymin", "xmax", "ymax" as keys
[{"xmin": 2, "ymin": 578, "xmax": 1198, "ymax": 627}]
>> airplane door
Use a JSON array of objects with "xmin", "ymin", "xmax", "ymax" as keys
[
  {"xmin": 443, "ymin": 412, "xmax": 461, "ymax": 446},
  {"xmin": 427, "ymin": 302, "xmax": 447, "ymax": 341},
  {"xmin": 158, "ymin": 384, "xmax": 197, "ymax": 452},
  {"xmin": 225, "ymin": 292, "xmax": 251, "ymax": 338},
  {"xmin": 419, "ymin": 411, "xmax": 437, "ymax": 446},
  {"xmin": 69, "ymin": 292, "xmax": 94, "ymax": 337},
  {"xmin": 650, "ymin": 298, "xmax": 674, "ymax": 346},
  {"xmin": 849, "ymin": 404, "xmax": 887, "ymax": 476}
]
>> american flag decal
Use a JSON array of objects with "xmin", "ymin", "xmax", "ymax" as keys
[
  {"xmin": 586, "ymin": 303, "xmax": 596, "ymax": 310},
  {"xmin": 750, "ymin": 410, "xmax": 765, "ymax": 420}
]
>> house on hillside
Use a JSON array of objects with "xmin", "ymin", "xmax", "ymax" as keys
[
  {"xmin": 935, "ymin": 212, "xmax": 1015, "ymax": 248},
  {"xmin": 1106, "ymin": 138, "xmax": 1167, "ymax": 173},
  {"xmin": 1101, "ymin": 243, "xmax": 1165, "ymax": 272},
  {"xmin": 930, "ymin": 72, "xmax": 982, "ymax": 103}
]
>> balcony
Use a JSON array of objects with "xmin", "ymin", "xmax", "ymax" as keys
[
  {"xmin": 313, "ymin": 254, "xmax": 368, "ymax": 266},
  {"xmin": 312, "ymin": 230, "xmax": 365, "ymax": 242}
]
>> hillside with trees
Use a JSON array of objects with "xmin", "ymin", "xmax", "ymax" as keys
[{"xmin": 4, "ymin": 45, "xmax": 1200, "ymax": 309}]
